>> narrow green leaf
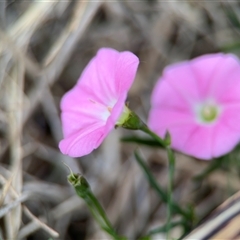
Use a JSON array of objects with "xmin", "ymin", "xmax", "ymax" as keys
[
  {"xmin": 223, "ymin": 4, "xmax": 240, "ymax": 29},
  {"xmin": 193, "ymin": 157, "xmax": 225, "ymax": 181},
  {"xmin": 221, "ymin": 41, "xmax": 240, "ymax": 53},
  {"xmin": 148, "ymin": 220, "xmax": 184, "ymax": 235},
  {"xmin": 134, "ymin": 150, "xmax": 190, "ymax": 219},
  {"xmin": 134, "ymin": 150, "xmax": 168, "ymax": 201}
]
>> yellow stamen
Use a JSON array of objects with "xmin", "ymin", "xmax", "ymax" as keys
[{"xmin": 107, "ymin": 106, "xmax": 112, "ymax": 113}]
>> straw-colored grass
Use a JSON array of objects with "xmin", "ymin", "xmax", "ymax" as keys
[{"xmin": 0, "ymin": 1, "xmax": 240, "ymax": 239}]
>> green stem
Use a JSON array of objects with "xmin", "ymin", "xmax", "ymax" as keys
[
  {"xmin": 166, "ymin": 147, "xmax": 175, "ymax": 239},
  {"xmin": 140, "ymin": 124, "xmax": 169, "ymax": 147}
]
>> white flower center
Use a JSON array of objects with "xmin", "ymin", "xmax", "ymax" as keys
[
  {"xmin": 88, "ymin": 98, "xmax": 117, "ymax": 122},
  {"xmin": 101, "ymin": 105, "xmax": 115, "ymax": 121}
]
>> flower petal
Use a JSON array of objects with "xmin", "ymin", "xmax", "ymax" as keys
[
  {"xmin": 149, "ymin": 108, "xmax": 213, "ymax": 159},
  {"xmin": 105, "ymin": 92, "xmax": 127, "ymax": 131},
  {"xmin": 148, "ymin": 53, "xmax": 240, "ymax": 160},
  {"xmin": 59, "ymin": 48, "xmax": 139, "ymax": 158},
  {"xmin": 150, "ymin": 79, "xmax": 192, "ymax": 111},
  {"xmin": 218, "ymin": 104, "xmax": 240, "ymax": 132},
  {"xmin": 60, "ymin": 86, "xmax": 108, "ymax": 138},
  {"xmin": 163, "ymin": 61, "xmax": 201, "ymax": 101},
  {"xmin": 211, "ymin": 121, "xmax": 240, "ymax": 158},
  {"xmin": 148, "ymin": 108, "xmax": 193, "ymax": 138},
  {"xmin": 115, "ymin": 51, "xmax": 139, "ymax": 93},
  {"xmin": 181, "ymin": 125, "xmax": 213, "ymax": 160},
  {"xmin": 189, "ymin": 53, "xmax": 224, "ymax": 99},
  {"xmin": 210, "ymin": 54, "xmax": 240, "ymax": 104},
  {"xmin": 77, "ymin": 48, "xmax": 139, "ymax": 105},
  {"xmin": 59, "ymin": 124, "xmax": 107, "ymax": 157}
]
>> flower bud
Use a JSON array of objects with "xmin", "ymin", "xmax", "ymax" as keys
[{"xmin": 68, "ymin": 173, "xmax": 90, "ymax": 198}]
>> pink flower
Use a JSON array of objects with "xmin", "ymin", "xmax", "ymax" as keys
[
  {"xmin": 59, "ymin": 48, "xmax": 139, "ymax": 157},
  {"xmin": 148, "ymin": 53, "xmax": 240, "ymax": 160}
]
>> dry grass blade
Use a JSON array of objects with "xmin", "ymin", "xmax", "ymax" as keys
[
  {"xmin": 1, "ymin": 0, "xmax": 240, "ymax": 239},
  {"xmin": 185, "ymin": 191, "xmax": 240, "ymax": 239},
  {"xmin": 8, "ymin": 1, "xmax": 62, "ymax": 48},
  {"xmin": 0, "ymin": 172, "xmax": 60, "ymax": 238},
  {"xmin": 34, "ymin": 142, "xmax": 81, "ymax": 175},
  {"xmin": 0, "ymin": 193, "xmax": 29, "ymax": 218},
  {"xmin": 41, "ymin": 87, "xmax": 63, "ymax": 143},
  {"xmin": 0, "ymin": 1, "xmax": 101, "ymax": 238},
  {"xmin": 5, "ymin": 60, "xmax": 24, "ymax": 239},
  {"xmin": 40, "ymin": 88, "xmax": 82, "ymax": 173},
  {"xmin": 0, "ymin": 30, "xmax": 40, "ymax": 78},
  {"xmin": 23, "ymin": 206, "xmax": 59, "ymax": 238},
  {"xmin": 18, "ymin": 195, "xmax": 83, "ymax": 239},
  {"xmin": 24, "ymin": 1, "xmax": 103, "ymax": 124},
  {"xmin": 23, "ymin": 181, "xmax": 70, "ymax": 203},
  {"xmin": 0, "ymin": 0, "xmax": 6, "ymax": 29},
  {"xmin": 43, "ymin": 0, "xmax": 89, "ymax": 67}
]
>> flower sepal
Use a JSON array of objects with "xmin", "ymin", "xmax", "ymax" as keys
[{"xmin": 115, "ymin": 105, "xmax": 146, "ymax": 130}]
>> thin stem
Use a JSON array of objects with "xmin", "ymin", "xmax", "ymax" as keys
[
  {"xmin": 166, "ymin": 147, "xmax": 175, "ymax": 239},
  {"xmin": 140, "ymin": 124, "xmax": 168, "ymax": 147}
]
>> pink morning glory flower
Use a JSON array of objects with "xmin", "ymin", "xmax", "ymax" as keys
[
  {"xmin": 59, "ymin": 48, "xmax": 139, "ymax": 157},
  {"xmin": 148, "ymin": 53, "xmax": 240, "ymax": 160}
]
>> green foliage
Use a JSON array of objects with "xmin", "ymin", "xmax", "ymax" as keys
[{"xmin": 68, "ymin": 172, "xmax": 123, "ymax": 240}]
